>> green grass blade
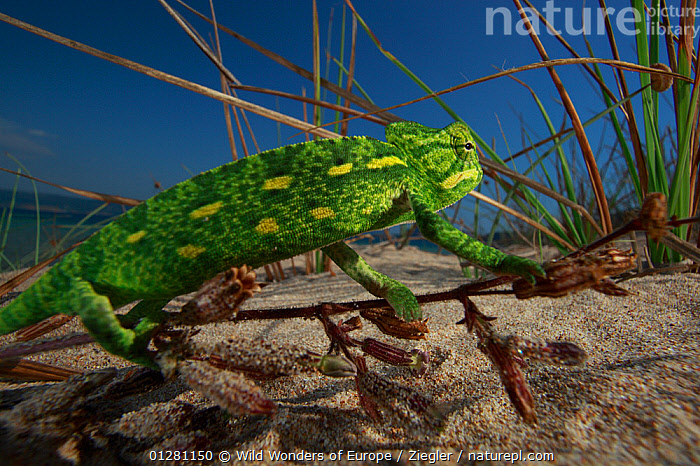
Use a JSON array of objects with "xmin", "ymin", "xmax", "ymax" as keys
[
  {"xmin": 333, "ymin": 4, "xmax": 347, "ymax": 134},
  {"xmin": 514, "ymin": 78, "xmax": 584, "ymax": 243},
  {"xmin": 346, "ymin": 1, "xmax": 461, "ymax": 121},
  {"xmin": 584, "ymin": 43, "xmax": 643, "ymax": 201},
  {"xmin": 331, "ymin": 57, "xmax": 374, "ymax": 103},
  {"xmin": 5, "ymin": 153, "xmax": 41, "ymax": 265},
  {"xmin": 0, "ymin": 168, "xmax": 21, "ymax": 255},
  {"xmin": 52, "ymin": 202, "xmax": 110, "ymax": 253},
  {"xmin": 472, "ymin": 86, "xmax": 640, "ymax": 250},
  {"xmin": 631, "ymin": 0, "xmax": 661, "ymax": 195},
  {"xmin": 649, "ymin": 0, "xmax": 661, "ymax": 115}
]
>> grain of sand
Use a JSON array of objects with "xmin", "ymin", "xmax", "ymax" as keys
[{"xmin": 0, "ymin": 244, "xmax": 698, "ymax": 465}]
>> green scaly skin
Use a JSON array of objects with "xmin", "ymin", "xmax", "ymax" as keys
[{"xmin": 0, "ymin": 121, "xmax": 544, "ymax": 368}]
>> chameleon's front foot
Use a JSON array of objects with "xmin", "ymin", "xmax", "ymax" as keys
[
  {"xmin": 321, "ymin": 241, "xmax": 423, "ymax": 322},
  {"xmin": 494, "ymin": 255, "xmax": 545, "ymax": 284}
]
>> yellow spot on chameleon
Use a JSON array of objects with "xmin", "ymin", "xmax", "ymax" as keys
[
  {"xmin": 263, "ymin": 176, "xmax": 292, "ymax": 190},
  {"xmin": 255, "ymin": 218, "xmax": 279, "ymax": 234},
  {"xmin": 190, "ymin": 201, "xmax": 223, "ymax": 219},
  {"xmin": 311, "ymin": 207, "xmax": 335, "ymax": 219},
  {"xmin": 178, "ymin": 244, "xmax": 206, "ymax": 259},
  {"xmin": 366, "ymin": 156, "xmax": 406, "ymax": 169},
  {"xmin": 127, "ymin": 230, "xmax": 147, "ymax": 243},
  {"xmin": 440, "ymin": 169, "xmax": 479, "ymax": 189},
  {"xmin": 328, "ymin": 163, "xmax": 353, "ymax": 176}
]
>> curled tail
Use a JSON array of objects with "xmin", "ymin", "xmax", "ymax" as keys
[{"xmin": 0, "ymin": 267, "xmax": 73, "ymax": 335}]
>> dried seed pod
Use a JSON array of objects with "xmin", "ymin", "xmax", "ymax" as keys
[
  {"xmin": 204, "ymin": 338, "xmax": 357, "ymax": 379},
  {"xmin": 360, "ymin": 308, "xmax": 429, "ymax": 340},
  {"xmin": 592, "ymin": 278, "xmax": 633, "ymax": 296},
  {"xmin": 177, "ymin": 265, "xmax": 262, "ymax": 325},
  {"xmin": 640, "ymin": 192, "xmax": 668, "ymax": 242},
  {"xmin": 206, "ymin": 338, "xmax": 314, "ymax": 379},
  {"xmin": 100, "ymin": 367, "xmax": 166, "ymax": 401},
  {"xmin": 596, "ymin": 248, "xmax": 639, "ymax": 276},
  {"xmin": 359, "ymin": 338, "xmax": 429, "ymax": 376},
  {"xmin": 4, "ymin": 369, "xmax": 116, "ymax": 434},
  {"xmin": 360, "ymin": 337, "xmax": 409, "ymax": 364},
  {"xmin": 478, "ymin": 337, "xmax": 536, "ymax": 423},
  {"xmin": 650, "ymin": 63, "xmax": 673, "ymax": 92},
  {"xmin": 178, "ymin": 359, "xmax": 276, "ymax": 415},
  {"xmin": 493, "ymin": 333, "xmax": 588, "ymax": 366},
  {"xmin": 361, "ymin": 338, "xmax": 413, "ymax": 366},
  {"xmin": 110, "ymin": 401, "xmax": 197, "ymax": 440},
  {"xmin": 513, "ymin": 248, "xmax": 636, "ymax": 299},
  {"xmin": 338, "ymin": 315, "xmax": 362, "ymax": 332}
]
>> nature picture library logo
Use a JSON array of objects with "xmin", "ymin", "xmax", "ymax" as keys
[{"xmin": 486, "ymin": 1, "xmax": 700, "ymax": 37}]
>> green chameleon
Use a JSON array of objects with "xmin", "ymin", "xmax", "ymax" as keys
[{"xmin": 0, "ymin": 121, "xmax": 544, "ymax": 368}]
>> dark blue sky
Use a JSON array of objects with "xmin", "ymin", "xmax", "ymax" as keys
[{"xmin": 0, "ymin": 1, "xmax": 660, "ymax": 200}]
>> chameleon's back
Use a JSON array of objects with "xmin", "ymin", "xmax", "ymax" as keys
[
  {"xmin": 0, "ymin": 135, "xmax": 413, "ymax": 332},
  {"xmin": 0, "ymin": 120, "xmax": 484, "ymax": 337}
]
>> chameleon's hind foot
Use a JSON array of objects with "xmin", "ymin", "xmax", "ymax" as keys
[{"xmin": 73, "ymin": 280, "xmax": 163, "ymax": 369}]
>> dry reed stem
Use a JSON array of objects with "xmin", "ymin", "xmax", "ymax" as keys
[
  {"xmin": 521, "ymin": 0, "xmax": 618, "ymax": 102},
  {"xmin": 302, "ymin": 56, "xmax": 690, "ymax": 136},
  {"xmin": 0, "ymin": 243, "xmax": 79, "ymax": 297},
  {"xmin": 469, "ymin": 190, "xmax": 577, "ymax": 251},
  {"xmin": 599, "ymin": 0, "xmax": 649, "ymax": 195},
  {"xmin": 0, "ymin": 359, "xmax": 82, "ymax": 382},
  {"xmin": 206, "ymin": 0, "xmax": 238, "ymax": 161},
  {"xmin": 512, "ymin": 0, "xmax": 612, "ymax": 235},
  {"xmin": 479, "ymin": 158, "xmax": 604, "ymax": 237},
  {"xmin": 174, "ymin": 0, "xmax": 401, "ymax": 124},
  {"xmin": 0, "ymin": 166, "xmax": 141, "ymax": 206},
  {"xmin": 229, "ymin": 85, "xmax": 386, "ymax": 125},
  {"xmin": 341, "ymin": 14, "xmax": 358, "ymax": 136}
]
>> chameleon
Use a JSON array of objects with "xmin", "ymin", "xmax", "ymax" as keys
[{"xmin": 0, "ymin": 121, "xmax": 544, "ymax": 369}]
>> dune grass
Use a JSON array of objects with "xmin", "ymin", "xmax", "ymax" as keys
[{"xmin": 0, "ymin": 1, "xmax": 698, "ymax": 278}]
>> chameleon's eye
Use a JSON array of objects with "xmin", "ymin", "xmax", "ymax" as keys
[{"xmin": 452, "ymin": 136, "xmax": 469, "ymax": 158}]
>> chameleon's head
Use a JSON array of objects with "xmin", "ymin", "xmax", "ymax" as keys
[{"xmin": 385, "ymin": 121, "xmax": 482, "ymax": 210}]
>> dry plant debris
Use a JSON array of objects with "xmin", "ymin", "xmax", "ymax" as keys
[
  {"xmin": 1, "ymin": 191, "xmax": 696, "ymax": 458},
  {"xmin": 151, "ymin": 251, "xmax": 616, "ymax": 430}
]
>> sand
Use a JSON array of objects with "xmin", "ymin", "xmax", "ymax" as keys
[{"xmin": 0, "ymin": 244, "xmax": 698, "ymax": 465}]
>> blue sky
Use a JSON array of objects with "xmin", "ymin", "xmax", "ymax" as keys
[{"xmin": 0, "ymin": 1, "xmax": 663, "ymax": 201}]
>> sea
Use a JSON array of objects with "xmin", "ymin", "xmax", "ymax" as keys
[{"xmin": 0, "ymin": 189, "xmax": 497, "ymax": 272}]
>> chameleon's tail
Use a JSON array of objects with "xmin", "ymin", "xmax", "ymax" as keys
[{"xmin": 0, "ymin": 268, "xmax": 69, "ymax": 335}]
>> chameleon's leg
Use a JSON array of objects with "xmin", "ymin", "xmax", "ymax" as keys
[
  {"xmin": 322, "ymin": 241, "xmax": 422, "ymax": 321},
  {"xmin": 120, "ymin": 299, "xmax": 170, "ymax": 348},
  {"xmin": 119, "ymin": 299, "xmax": 169, "ymax": 327},
  {"xmin": 410, "ymin": 193, "xmax": 545, "ymax": 283},
  {"xmin": 71, "ymin": 279, "xmax": 161, "ymax": 369}
]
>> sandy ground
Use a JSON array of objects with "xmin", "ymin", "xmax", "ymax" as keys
[{"xmin": 0, "ymin": 244, "xmax": 698, "ymax": 465}]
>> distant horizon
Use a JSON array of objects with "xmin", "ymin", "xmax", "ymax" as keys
[{"xmin": 0, "ymin": 186, "xmax": 128, "ymax": 216}]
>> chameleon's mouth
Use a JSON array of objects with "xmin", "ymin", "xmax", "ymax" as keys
[{"xmin": 440, "ymin": 168, "xmax": 479, "ymax": 189}]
